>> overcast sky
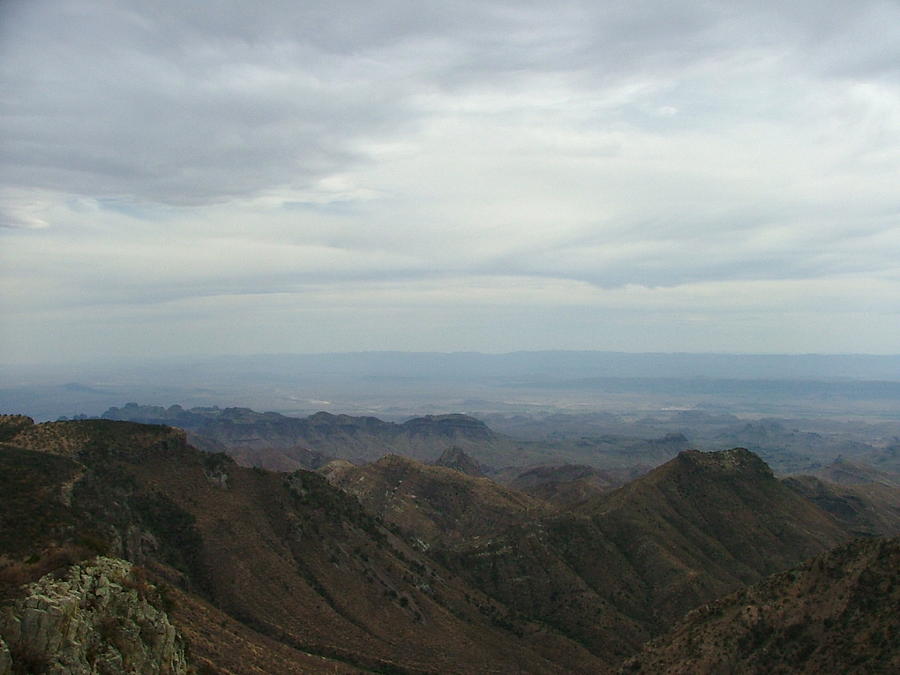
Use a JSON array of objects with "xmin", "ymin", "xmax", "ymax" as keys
[{"xmin": 2, "ymin": 0, "xmax": 899, "ymax": 364}]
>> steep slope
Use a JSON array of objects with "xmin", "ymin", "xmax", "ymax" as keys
[
  {"xmin": 438, "ymin": 449, "xmax": 851, "ymax": 665},
  {"xmin": 0, "ymin": 417, "xmax": 603, "ymax": 674},
  {"xmin": 580, "ymin": 449, "xmax": 850, "ymax": 622},
  {"xmin": 623, "ymin": 536, "xmax": 900, "ymax": 674},
  {"xmin": 320, "ymin": 454, "xmax": 550, "ymax": 548}
]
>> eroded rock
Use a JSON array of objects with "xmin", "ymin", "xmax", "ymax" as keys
[{"xmin": 0, "ymin": 556, "xmax": 187, "ymax": 674}]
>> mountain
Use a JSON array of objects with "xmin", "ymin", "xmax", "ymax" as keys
[
  {"xmin": 782, "ymin": 474, "xmax": 900, "ymax": 538},
  {"xmin": 101, "ymin": 404, "xmax": 508, "ymax": 468},
  {"xmin": 623, "ymin": 536, "xmax": 900, "ymax": 674},
  {"xmin": 810, "ymin": 456, "xmax": 900, "ymax": 487},
  {"xmin": 0, "ymin": 415, "xmax": 603, "ymax": 673},
  {"xmin": 2, "ymin": 414, "xmax": 893, "ymax": 672},
  {"xmin": 320, "ymin": 453, "xmax": 549, "ymax": 548},
  {"xmin": 99, "ymin": 403, "xmax": 699, "ymax": 472},
  {"xmin": 433, "ymin": 446, "xmax": 485, "ymax": 476},
  {"xmin": 436, "ymin": 448, "xmax": 851, "ymax": 666},
  {"xmin": 709, "ymin": 420, "xmax": 885, "ymax": 474},
  {"xmin": 503, "ymin": 463, "xmax": 632, "ymax": 506}
]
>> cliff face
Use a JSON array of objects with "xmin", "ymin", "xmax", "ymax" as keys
[{"xmin": 0, "ymin": 557, "xmax": 186, "ymax": 675}]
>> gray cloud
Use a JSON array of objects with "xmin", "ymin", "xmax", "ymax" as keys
[
  {"xmin": 4, "ymin": 0, "xmax": 896, "ymax": 206},
  {"xmin": 1, "ymin": 0, "xmax": 899, "ymax": 361}
]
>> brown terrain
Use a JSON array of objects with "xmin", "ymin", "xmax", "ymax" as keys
[
  {"xmin": 623, "ymin": 536, "xmax": 900, "ymax": 674},
  {"xmin": 0, "ymin": 416, "xmax": 601, "ymax": 673},
  {"xmin": 501, "ymin": 463, "xmax": 634, "ymax": 506},
  {"xmin": 1, "ymin": 413, "xmax": 899, "ymax": 673},
  {"xmin": 319, "ymin": 452, "xmax": 551, "ymax": 548},
  {"xmin": 435, "ymin": 448, "xmax": 856, "ymax": 666}
]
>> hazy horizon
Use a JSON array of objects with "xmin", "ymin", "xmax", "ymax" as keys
[{"xmin": 4, "ymin": 350, "xmax": 900, "ymax": 422}]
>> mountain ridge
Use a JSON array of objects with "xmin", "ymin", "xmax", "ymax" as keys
[
  {"xmin": 1, "ymin": 414, "xmax": 897, "ymax": 672},
  {"xmin": 101, "ymin": 404, "xmax": 504, "ymax": 468}
]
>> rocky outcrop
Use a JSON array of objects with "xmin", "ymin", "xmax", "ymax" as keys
[{"xmin": 0, "ymin": 557, "xmax": 187, "ymax": 674}]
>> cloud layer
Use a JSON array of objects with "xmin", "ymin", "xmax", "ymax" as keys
[{"xmin": 2, "ymin": 0, "xmax": 899, "ymax": 361}]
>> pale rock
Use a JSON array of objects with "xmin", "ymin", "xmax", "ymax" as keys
[{"xmin": 0, "ymin": 556, "xmax": 187, "ymax": 674}]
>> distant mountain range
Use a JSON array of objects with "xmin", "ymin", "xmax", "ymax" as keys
[
  {"xmin": 2, "ymin": 413, "xmax": 898, "ymax": 672},
  {"xmin": 101, "ymin": 403, "xmax": 505, "ymax": 467},
  {"xmin": 99, "ymin": 403, "xmax": 695, "ymax": 471}
]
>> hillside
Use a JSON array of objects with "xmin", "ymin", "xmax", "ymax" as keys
[
  {"xmin": 320, "ymin": 453, "xmax": 550, "ymax": 548},
  {"xmin": 503, "ymin": 463, "xmax": 632, "ymax": 506},
  {"xmin": 0, "ymin": 416, "xmax": 602, "ymax": 673},
  {"xmin": 783, "ymin": 475, "xmax": 900, "ymax": 538},
  {"xmin": 437, "ymin": 449, "xmax": 852, "ymax": 664},
  {"xmin": 623, "ymin": 536, "xmax": 900, "ymax": 674}
]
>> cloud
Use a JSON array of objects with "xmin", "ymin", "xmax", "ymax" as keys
[
  {"xmin": 0, "ymin": 188, "xmax": 58, "ymax": 229},
  {"xmin": 3, "ymin": 0, "xmax": 895, "ymax": 206},
  {"xmin": 1, "ymin": 0, "xmax": 899, "ymax": 360}
]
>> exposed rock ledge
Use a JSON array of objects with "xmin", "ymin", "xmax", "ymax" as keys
[{"xmin": 0, "ymin": 557, "xmax": 187, "ymax": 674}]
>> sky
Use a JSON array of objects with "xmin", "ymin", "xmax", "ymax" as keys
[{"xmin": 1, "ymin": 0, "xmax": 899, "ymax": 364}]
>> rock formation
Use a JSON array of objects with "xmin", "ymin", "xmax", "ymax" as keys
[{"xmin": 0, "ymin": 556, "xmax": 186, "ymax": 674}]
